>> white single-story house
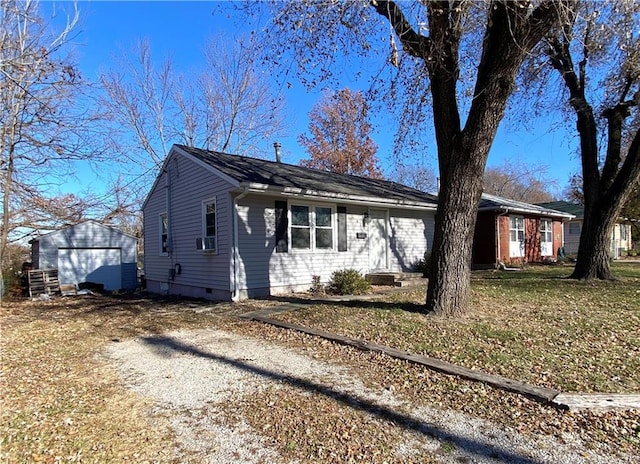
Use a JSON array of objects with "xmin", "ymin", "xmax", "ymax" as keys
[
  {"xmin": 30, "ymin": 220, "xmax": 138, "ymax": 291},
  {"xmin": 142, "ymin": 144, "xmax": 438, "ymax": 301},
  {"xmin": 537, "ymin": 201, "xmax": 633, "ymax": 258}
]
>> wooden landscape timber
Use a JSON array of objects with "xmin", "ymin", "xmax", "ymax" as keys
[{"xmin": 242, "ymin": 310, "xmax": 640, "ymax": 412}]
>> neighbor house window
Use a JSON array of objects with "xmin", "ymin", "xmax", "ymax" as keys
[
  {"xmin": 569, "ymin": 222, "xmax": 581, "ymax": 235},
  {"xmin": 290, "ymin": 203, "xmax": 334, "ymax": 251},
  {"xmin": 201, "ymin": 199, "xmax": 217, "ymax": 252},
  {"xmin": 620, "ymin": 224, "xmax": 627, "ymax": 241},
  {"xmin": 160, "ymin": 213, "xmax": 169, "ymax": 255},
  {"xmin": 509, "ymin": 216, "xmax": 525, "ymax": 258},
  {"xmin": 540, "ymin": 219, "xmax": 553, "ymax": 256},
  {"xmin": 510, "ymin": 216, "xmax": 524, "ymax": 242}
]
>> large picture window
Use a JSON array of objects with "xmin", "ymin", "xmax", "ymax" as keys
[{"xmin": 290, "ymin": 204, "xmax": 334, "ymax": 251}]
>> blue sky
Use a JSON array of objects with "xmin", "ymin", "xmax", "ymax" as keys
[{"xmin": 53, "ymin": 0, "xmax": 579, "ymax": 199}]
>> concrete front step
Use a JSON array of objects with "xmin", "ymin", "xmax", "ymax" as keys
[{"xmin": 366, "ymin": 272, "xmax": 425, "ymax": 287}]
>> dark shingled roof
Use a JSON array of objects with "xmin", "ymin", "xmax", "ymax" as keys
[
  {"xmin": 536, "ymin": 201, "xmax": 584, "ymax": 219},
  {"xmin": 176, "ymin": 144, "xmax": 438, "ymax": 206}
]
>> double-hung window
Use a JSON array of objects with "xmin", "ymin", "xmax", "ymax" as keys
[
  {"xmin": 509, "ymin": 216, "xmax": 525, "ymax": 257},
  {"xmin": 160, "ymin": 213, "xmax": 169, "ymax": 255},
  {"xmin": 290, "ymin": 204, "xmax": 334, "ymax": 251},
  {"xmin": 540, "ymin": 219, "xmax": 553, "ymax": 256},
  {"xmin": 201, "ymin": 199, "xmax": 217, "ymax": 252}
]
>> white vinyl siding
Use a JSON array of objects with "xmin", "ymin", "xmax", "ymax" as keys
[
  {"xmin": 388, "ymin": 209, "xmax": 433, "ymax": 272},
  {"xmin": 236, "ymin": 197, "xmax": 367, "ymax": 294},
  {"xmin": 143, "ymin": 154, "xmax": 234, "ymax": 295},
  {"xmin": 233, "ymin": 197, "xmax": 435, "ymax": 296}
]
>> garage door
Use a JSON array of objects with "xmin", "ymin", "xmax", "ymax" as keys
[{"xmin": 58, "ymin": 248, "xmax": 122, "ymax": 290}]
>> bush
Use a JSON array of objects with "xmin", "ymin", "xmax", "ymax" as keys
[
  {"xmin": 413, "ymin": 251, "xmax": 431, "ymax": 277},
  {"xmin": 309, "ymin": 275, "xmax": 324, "ymax": 294},
  {"xmin": 327, "ymin": 269, "xmax": 371, "ymax": 295}
]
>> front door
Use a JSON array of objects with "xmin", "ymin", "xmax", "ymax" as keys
[{"xmin": 369, "ymin": 209, "xmax": 388, "ymax": 270}]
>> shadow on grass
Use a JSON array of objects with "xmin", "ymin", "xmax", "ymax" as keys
[
  {"xmin": 141, "ymin": 334, "xmax": 544, "ymax": 464},
  {"xmin": 257, "ymin": 294, "xmax": 428, "ymax": 314}
]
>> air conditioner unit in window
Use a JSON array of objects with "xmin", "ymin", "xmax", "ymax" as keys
[{"xmin": 196, "ymin": 237, "xmax": 216, "ymax": 253}]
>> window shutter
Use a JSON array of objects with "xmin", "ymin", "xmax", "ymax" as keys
[
  {"xmin": 337, "ymin": 206, "xmax": 347, "ymax": 252},
  {"xmin": 275, "ymin": 201, "xmax": 288, "ymax": 253}
]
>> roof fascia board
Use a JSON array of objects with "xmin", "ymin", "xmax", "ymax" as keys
[
  {"xmin": 141, "ymin": 149, "xmax": 174, "ymax": 211},
  {"xmin": 238, "ymin": 183, "xmax": 438, "ymax": 211},
  {"xmin": 479, "ymin": 205, "xmax": 574, "ymax": 219}
]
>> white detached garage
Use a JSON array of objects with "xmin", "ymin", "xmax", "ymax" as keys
[{"xmin": 30, "ymin": 221, "xmax": 138, "ymax": 291}]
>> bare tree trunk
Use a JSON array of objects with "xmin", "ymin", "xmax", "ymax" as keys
[
  {"xmin": 571, "ymin": 203, "xmax": 616, "ymax": 279},
  {"xmin": 547, "ymin": 14, "xmax": 640, "ymax": 282},
  {"xmin": 427, "ymin": 156, "xmax": 484, "ymax": 315}
]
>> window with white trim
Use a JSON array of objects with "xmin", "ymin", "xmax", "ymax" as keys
[
  {"xmin": 201, "ymin": 199, "xmax": 217, "ymax": 252},
  {"xmin": 540, "ymin": 219, "xmax": 553, "ymax": 256},
  {"xmin": 509, "ymin": 216, "xmax": 525, "ymax": 258},
  {"xmin": 290, "ymin": 203, "xmax": 334, "ymax": 251},
  {"xmin": 160, "ymin": 213, "xmax": 169, "ymax": 255},
  {"xmin": 509, "ymin": 216, "xmax": 524, "ymax": 242}
]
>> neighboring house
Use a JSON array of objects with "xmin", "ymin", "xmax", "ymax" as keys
[
  {"xmin": 30, "ymin": 220, "xmax": 138, "ymax": 291},
  {"xmin": 142, "ymin": 144, "xmax": 438, "ymax": 301},
  {"xmin": 472, "ymin": 194, "xmax": 574, "ymax": 268},
  {"xmin": 537, "ymin": 201, "xmax": 633, "ymax": 258}
]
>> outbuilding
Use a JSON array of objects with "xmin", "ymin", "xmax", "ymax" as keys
[{"xmin": 30, "ymin": 220, "xmax": 138, "ymax": 291}]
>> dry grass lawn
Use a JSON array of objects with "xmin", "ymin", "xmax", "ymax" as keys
[{"xmin": 1, "ymin": 262, "xmax": 639, "ymax": 462}]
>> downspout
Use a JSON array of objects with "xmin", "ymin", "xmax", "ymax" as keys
[
  {"xmin": 496, "ymin": 209, "xmax": 510, "ymax": 268},
  {"xmin": 165, "ymin": 167, "xmax": 172, "ymax": 294},
  {"xmin": 231, "ymin": 189, "xmax": 250, "ymax": 302}
]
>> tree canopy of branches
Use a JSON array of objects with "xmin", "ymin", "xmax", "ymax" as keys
[
  {"xmin": 0, "ymin": 0, "xmax": 106, "ymax": 296},
  {"xmin": 483, "ymin": 161, "xmax": 556, "ymax": 203},
  {"xmin": 299, "ymin": 88, "xmax": 381, "ymax": 178},
  {"xmin": 100, "ymin": 37, "xmax": 286, "ymax": 208},
  {"xmin": 543, "ymin": 1, "xmax": 640, "ymax": 279},
  {"xmin": 254, "ymin": 0, "xmax": 570, "ymax": 316}
]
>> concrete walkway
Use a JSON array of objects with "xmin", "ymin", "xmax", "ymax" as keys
[{"xmin": 239, "ymin": 292, "xmax": 640, "ymax": 412}]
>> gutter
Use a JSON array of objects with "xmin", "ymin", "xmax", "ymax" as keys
[
  {"xmin": 240, "ymin": 183, "xmax": 438, "ymax": 211},
  {"xmin": 231, "ymin": 188, "xmax": 250, "ymax": 302}
]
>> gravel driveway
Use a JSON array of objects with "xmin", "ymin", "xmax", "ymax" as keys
[{"xmin": 104, "ymin": 327, "xmax": 635, "ymax": 463}]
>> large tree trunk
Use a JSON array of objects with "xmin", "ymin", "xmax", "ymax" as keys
[
  {"xmin": 370, "ymin": 0, "xmax": 568, "ymax": 316},
  {"xmin": 427, "ymin": 153, "xmax": 485, "ymax": 316},
  {"xmin": 571, "ymin": 200, "xmax": 617, "ymax": 279},
  {"xmin": 548, "ymin": 23, "xmax": 640, "ymax": 282},
  {"xmin": 569, "ymin": 105, "xmax": 640, "ymax": 280}
]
